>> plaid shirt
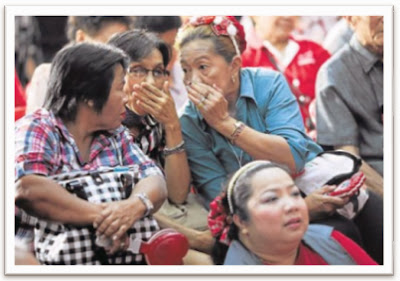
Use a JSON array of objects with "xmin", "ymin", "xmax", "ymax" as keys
[
  {"xmin": 15, "ymin": 108, "xmax": 163, "ymax": 179},
  {"xmin": 15, "ymin": 109, "xmax": 163, "ymax": 264}
]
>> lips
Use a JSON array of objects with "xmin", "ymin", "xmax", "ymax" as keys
[{"xmin": 284, "ymin": 217, "xmax": 302, "ymax": 228}]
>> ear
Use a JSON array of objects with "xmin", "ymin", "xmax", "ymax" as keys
[
  {"xmin": 232, "ymin": 214, "xmax": 248, "ymax": 234},
  {"xmin": 230, "ymin": 55, "xmax": 242, "ymax": 77},
  {"xmin": 75, "ymin": 29, "xmax": 86, "ymax": 42}
]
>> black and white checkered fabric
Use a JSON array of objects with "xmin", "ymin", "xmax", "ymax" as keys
[{"xmin": 25, "ymin": 165, "xmax": 160, "ymax": 265}]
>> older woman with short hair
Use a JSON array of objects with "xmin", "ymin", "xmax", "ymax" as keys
[{"xmin": 15, "ymin": 42, "xmax": 166, "ymax": 265}]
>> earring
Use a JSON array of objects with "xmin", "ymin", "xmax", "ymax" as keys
[
  {"xmin": 242, "ymin": 228, "xmax": 249, "ymax": 235},
  {"xmin": 87, "ymin": 100, "xmax": 94, "ymax": 107}
]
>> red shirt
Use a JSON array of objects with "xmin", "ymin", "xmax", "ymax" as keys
[
  {"xmin": 15, "ymin": 69, "xmax": 26, "ymax": 121},
  {"xmin": 262, "ymin": 230, "xmax": 377, "ymax": 265},
  {"xmin": 295, "ymin": 230, "xmax": 377, "ymax": 265},
  {"xmin": 242, "ymin": 38, "xmax": 330, "ymax": 131}
]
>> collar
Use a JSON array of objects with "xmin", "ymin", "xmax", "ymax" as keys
[
  {"xmin": 262, "ymin": 39, "xmax": 299, "ymax": 70},
  {"xmin": 349, "ymin": 34, "xmax": 381, "ymax": 73},
  {"xmin": 52, "ymin": 110, "xmax": 125, "ymax": 144}
]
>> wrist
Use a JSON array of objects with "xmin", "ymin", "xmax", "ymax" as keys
[{"xmin": 131, "ymin": 192, "xmax": 154, "ymax": 217}]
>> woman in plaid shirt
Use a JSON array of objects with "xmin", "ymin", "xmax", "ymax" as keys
[{"xmin": 15, "ymin": 42, "xmax": 167, "ymax": 264}]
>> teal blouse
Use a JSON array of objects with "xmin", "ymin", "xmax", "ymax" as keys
[{"xmin": 180, "ymin": 68, "xmax": 322, "ymax": 206}]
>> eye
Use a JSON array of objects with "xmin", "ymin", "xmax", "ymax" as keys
[
  {"xmin": 199, "ymin": 64, "xmax": 208, "ymax": 71},
  {"xmin": 291, "ymin": 190, "xmax": 302, "ymax": 197},
  {"xmin": 153, "ymin": 69, "xmax": 165, "ymax": 78},
  {"xmin": 182, "ymin": 67, "xmax": 187, "ymax": 74},
  {"xmin": 260, "ymin": 194, "xmax": 278, "ymax": 204}
]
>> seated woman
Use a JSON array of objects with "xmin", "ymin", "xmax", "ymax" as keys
[
  {"xmin": 15, "ymin": 42, "xmax": 167, "ymax": 265},
  {"xmin": 107, "ymin": 30, "xmax": 212, "ymax": 262},
  {"xmin": 209, "ymin": 161, "xmax": 377, "ymax": 265},
  {"xmin": 177, "ymin": 16, "xmax": 385, "ymax": 263}
]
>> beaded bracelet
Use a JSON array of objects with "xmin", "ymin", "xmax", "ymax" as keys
[
  {"xmin": 230, "ymin": 121, "xmax": 245, "ymax": 144},
  {"xmin": 163, "ymin": 140, "xmax": 185, "ymax": 156}
]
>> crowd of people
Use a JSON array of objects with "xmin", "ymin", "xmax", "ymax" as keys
[{"xmin": 14, "ymin": 15, "xmax": 384, "ymax": 266}]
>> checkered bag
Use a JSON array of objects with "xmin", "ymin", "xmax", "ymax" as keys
[{"xmin": 28, "ymin": 165, "xmax": 159, "ymax": 265}]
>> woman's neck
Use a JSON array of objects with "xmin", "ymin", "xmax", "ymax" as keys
[
  {"xmin": 225, "ymin": 76, "xmax": 241, "ymax": 116},
  {"xmin": 266, "ymin": 36, "xmax": 289, "ymax": 52},
  {"xmin": 239, "ymin": 234, "xmax": 301, "ymax": 265}
]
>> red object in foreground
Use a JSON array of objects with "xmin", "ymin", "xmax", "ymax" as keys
[{"xmin": 140, "ymin": 228, "xmax": 189, "ymax": 265}]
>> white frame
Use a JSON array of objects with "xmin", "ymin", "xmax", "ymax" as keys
[{"xmin": 4, "ymin": 4, "xmax": 393, "ymax": 276}]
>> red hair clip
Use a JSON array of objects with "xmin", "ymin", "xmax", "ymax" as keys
[
  {"xmin": 188, "ymin": 16, "xmax": 247, "ymax": 55},
  {"xmin": 208, "ymin": 194, "xmax": 232, "ymax": 246}
]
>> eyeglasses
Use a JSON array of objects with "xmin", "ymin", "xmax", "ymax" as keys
[{"xmin": 127, "ymin": 66, "xmax": 168, "ymax": 82}]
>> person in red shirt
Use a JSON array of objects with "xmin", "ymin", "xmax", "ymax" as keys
[
  {"xmin": 208, "ymin": 160, "xmax": 377, "ymax": 265},
  {"xmin": 15, "ymin": 69, "xmax": 26, "ymax": 121},
  {"xmin": 241, "ymin": 16, "xmax": 331, "ymax": 133}
]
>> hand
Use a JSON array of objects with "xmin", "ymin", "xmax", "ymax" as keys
[
  {"xmin": 106, "ymin": 232, "xmax": 130, "ymax": 255},
  {"xmin": 186, "ymin": 82, "xmax": 230, "ymax": 129},
  {"xmin": 93, "ymin": 198, "xmax": 145, "ymax": 242},
  {"xmin": 304, "ymin": 185, "xmax": 350, "ymax": 221},
  {"xmin": 132, "ymin": 81, "xmax": 180, "ymax": 126}
]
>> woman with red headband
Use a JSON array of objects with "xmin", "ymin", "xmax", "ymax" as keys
[
  {"xmin": 208, "ymin": 161, "xmax": 377, "ymax": 265},
  {"xmin": 178, "ymin": 16, "xmax": 324, "ymax": 206}
]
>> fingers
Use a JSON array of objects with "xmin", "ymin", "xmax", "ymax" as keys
[{"xmin": 93, "ymin": 208, "xmax": 111, "ymax": 230}]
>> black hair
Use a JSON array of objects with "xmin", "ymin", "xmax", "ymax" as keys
[
  {"xmin": 66, "ymin": 16, "xmax": 134, "ymax": 42},
  {"xmin": 211, "ymin": 162, "xmax": 292, "ymax": 265},
  {"xmin": 107, "ymin": 29, "xmax": 170, "ymax": 68},
  {"xmin": 134, "ymin": 16, "xmax": 182, "ymax": 33},
  {"xmin": 44, "ymin": 42, "xmax": 129, "ymax": 122}
]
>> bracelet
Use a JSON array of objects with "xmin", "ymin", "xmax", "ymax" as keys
[
  {"xmin": 230, "ymin": 121, "xmax": 245, "ymax": 144},
  {"xmin": 163, "ymin": 140, "xmax": 185, "ymax": 156},
  {"xmin": 133, "ymin": 192, "xmax": 154, "ymax": 217}
]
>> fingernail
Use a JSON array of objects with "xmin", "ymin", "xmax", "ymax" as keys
[
  {"xmin": 93, "ymin": 222, "xmax": 98, "ymax": 228},
  {"xmin": 113, "ymin": 235, "xmax": 118, "ymax": 241}
]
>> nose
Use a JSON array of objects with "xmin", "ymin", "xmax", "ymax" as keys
[
  {"xmin": 282, "ymin": 196, "xmax": 299, "ymax": 213},
  {"xmin": 145, "ymin": 71, "xmax": 155, "ymax": 85}
]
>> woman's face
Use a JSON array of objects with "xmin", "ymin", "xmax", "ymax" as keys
[
  {"xmin": 242, "ymin": 167, "xmax": 309, "ymax": 247},
  {"xmin": 180, "ymin": 39, "xmax": 235, "ymax": 96},
  {"xmin": 96, "ymin": 64, "xmax": 127, "ymax": 129},
  {"xmin": 124, "ymin": 48, "xmax": 166, "ymax": 95}
]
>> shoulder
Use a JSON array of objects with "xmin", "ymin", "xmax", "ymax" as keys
[
  {"xmin": 15, "ymin": 108, "xmax": 57, "ymax": 134},
  {"xmin": 241, "ymin": 67, "xmax": 282, "ymax": 85}
]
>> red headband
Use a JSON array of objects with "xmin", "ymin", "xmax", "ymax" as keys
[{"xmin": 187, "ymin": 16, "xmax": 247, "ymax": 55}]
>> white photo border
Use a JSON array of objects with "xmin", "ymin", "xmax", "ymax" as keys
[{"xmin": 5, "ymin": 4, "xmax": 393, "ymax": 276}]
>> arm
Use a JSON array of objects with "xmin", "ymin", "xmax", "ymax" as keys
[
  {"xmin": 15, "ymin": 175, "xmax": 102, "ymax": 225},
  {"xmin": 186, "ymin": 73, "xmax": 312, "ymax": 173},
  {"xmin": 335, "ymin": 145, "xmax": 383, "ymax": 197},
  {"xmin": 131, "ymin": 81, "xmax": 191, "ymax": 204}
]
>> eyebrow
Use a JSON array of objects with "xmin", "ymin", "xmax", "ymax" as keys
[{"xmin": 261, "ymin": 184, "xmax": 297, "ymax": 193}]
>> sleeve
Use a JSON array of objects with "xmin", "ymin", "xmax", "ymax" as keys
[
  {"xmin": 15, "ymin": 116, "xmax": 58, "ymax": 180},
  {"xmin": 315, "ymin": 66, "xmax": 359, "ymax": 147},
  {"xmin": 262, "ymin": 72, "xmax": 317, "ymax": 172},
  {"xmin": 25, "ymin": 63, "xmax": 51, "ymax": 115},
  {"xmin": 180, "ymin": 110, "xmax": 227, "ymax": 206},
  {"xmin": 331, "ymin": 230, "xmax": 378, "ymax": 265},
  {"xmin": 118, "ymin": 129, "xmax": 163, "ymax": 179}
]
